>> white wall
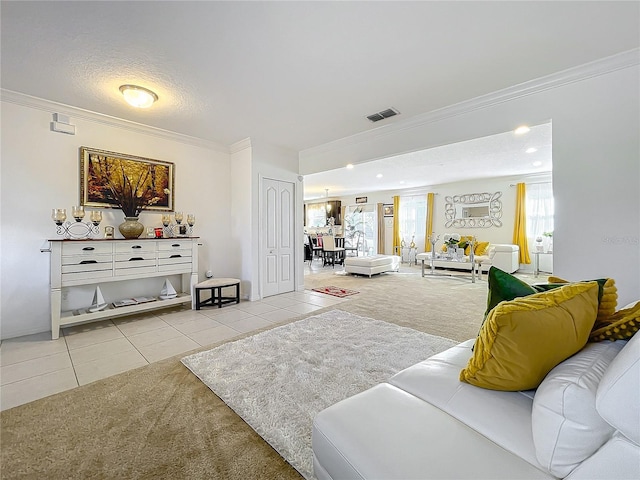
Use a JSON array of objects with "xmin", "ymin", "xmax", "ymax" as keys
[
  {"xmin": 301, "ymin": 58, "xmax": 640, "ymax": 306},
  {"xmin": 249, "ymin": 139, "xmax": 304, "ymax": 299},
  {"xmin": 230, "ymin": 140, "xmax": 253, "ymax": 299},
  {"xmin": 0, "ymin": 97, "xmax": 233, "ymax": 339}
]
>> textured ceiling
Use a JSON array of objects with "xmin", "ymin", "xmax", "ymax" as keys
[
  {"xmin": 2, "ymin": 1, "xmax": 638, "ymax": 154},
  {"xmin": 304, "ymin": 122, "xmax": 552, "ymax": 200}
]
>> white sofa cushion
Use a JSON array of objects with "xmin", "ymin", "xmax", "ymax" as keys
[
  {"xmin": 564, "ymin": 433, "xmax": 640, "ymax": 480},
  {"xmin": 596, "ymin": 331, "xmax": 640, "ymax": 444},
  {"xmin": 531, "ymin": 340, "xmax": 626, "ymax": 477},
  {"xmin": 312, "ymin": 382, "xmax": 553, "ymax": 480},
  {"xmin": 389, "ymin": 340, "xmax": 543, "ymax": 470}
]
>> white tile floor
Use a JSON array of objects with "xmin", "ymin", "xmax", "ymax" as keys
[{"xmin": 0, "ymin": 290, "xmax": 348, "ymax": 411}]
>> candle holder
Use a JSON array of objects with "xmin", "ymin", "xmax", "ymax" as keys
[
  {"xmin": 51, "ymin": 207, "xmax": 102, "ymax": 239},
  {"xmin": 162, "ymin": 211, "xmax": 195, "ymax": 237}
]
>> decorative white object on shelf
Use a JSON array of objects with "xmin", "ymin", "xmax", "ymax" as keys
[
  {"xmin": 162, "ymin": 212, "xmax": 195, "ymax": 238},
  {"xmin": 51, "ymin": 206, "xmax": 102, "ymax": 239},
  {"xmin": 88, "ymin": 286, "xmax": 108, "ymax": 312},
  {"xmin": 160, "ymin": 279, "xmax": 178, "ymax": 299}
]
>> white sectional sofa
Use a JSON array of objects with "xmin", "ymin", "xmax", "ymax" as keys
[{"xmin": 312, "ymin": 332, "xmax": 640, "ymax": 479}]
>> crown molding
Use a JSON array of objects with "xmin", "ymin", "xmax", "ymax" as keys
[
  {"xmin": 0, "ymin": 89, "xmax": 230, "ymax": 153},
  {"xmin": 300, "ymin": 48, "xmax": 640, "ymax": 161},
  {"xmin": 229, "ymin": 137, "xmax": 252, "ymax": 154}
]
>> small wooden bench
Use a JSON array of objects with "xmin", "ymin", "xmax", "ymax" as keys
[{"xmin": 194, "ymin": 277, "xmax": 240, "ymax": 309}]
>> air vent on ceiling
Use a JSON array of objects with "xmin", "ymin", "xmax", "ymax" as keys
[{"xmin": 366, "ymin": 107, "xmax": 400, "ymax": 123}]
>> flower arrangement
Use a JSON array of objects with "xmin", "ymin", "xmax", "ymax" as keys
[
  {"xmin": 91, "ymin": 157, "xmax": 170, "ymax": 217},
  {"xmin": 443, "ymin": 233, "xmax": 461, "ymax": 247}
]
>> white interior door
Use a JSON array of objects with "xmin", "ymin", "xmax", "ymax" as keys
[{"xmin": 262, "ymin": 178, "xmax": 295, "ymax": 297}]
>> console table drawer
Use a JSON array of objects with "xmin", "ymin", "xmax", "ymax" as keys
[
  {"xmin": 62, "ymin": 242, "xmax": 112, "ymax": 256},
  {"xmin": 158, "ymin": 255, "xmax": 192, "ymax": 266},
  {"xmin": 62, "ymin": 254, "xmax": 112, "ymax": 268},
  {"xmin": 159, "ymin": 263, "xmax": 193, "ymax": 273},
  {"xmin": 114, "ymin": 242, "xmax": 155, "ymax": 254},
  {"xmin": 114, "ymin": 253, "xmax": 157, "ymax": 263},
  {"xmin": 115, "ymin": 264, "xmax": 159, "ymax": 277},
  {"xmin": 158, "ymin": 251, "xmax": 192, "ymax": 261},
  {"xmin": 158, "ymin": 241, "xmax": 192, "ymax": 251}
]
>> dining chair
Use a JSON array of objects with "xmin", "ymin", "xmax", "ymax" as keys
[{"xmin": 322, "ymin": 235, "xmax": 345, "ymax": 268}]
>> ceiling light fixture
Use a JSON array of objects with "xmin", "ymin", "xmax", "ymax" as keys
[
  {"xmin": 346, "ymin": 164, "xmax": 354, "ymax": 169},
  {"xmin": 119, "ymin": 85, "xmax": 158, "ymax": 108},
  {"xmin": 526, "ymin": 147, "xmax": 538, "ymax": 153},
  {"xmin": 376, "ymin": 174, "xmax": 383, "ymax": 178},
  {"xmin": 514, "ymin": 125, "xmax": 530, "ymax": 135},
  {"xmin": 325, "ymin": 188, "xmax": 331, "ymax": 213}
]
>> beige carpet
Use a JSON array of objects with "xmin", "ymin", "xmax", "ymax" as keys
[{"xmin": 1, "ymin": 264, "xmax": 521, "ymax": 479}]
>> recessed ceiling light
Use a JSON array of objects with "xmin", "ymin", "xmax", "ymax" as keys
[
  {"xmin": 119, "ymin": 85, "xmax": 158, "ymax": 108},
  {"xmin": 514, "ymin": 125, "xmax": 530, "ymax": 135},
  {"xmin": 346, "ymin": 164, "xmax": 354, "ymax": 169},
  {"xmin": 532, "ymin": 160, "xmax": 543, "ymax": 167},
  {"xmin": 399, "ymin": 181, "xmax": 405, "ymax": 184},
  {"xmin": 376, "ymin": 174, "xmax": 383, "ymax": 178},
  {"xmin": 526, "ymin": 147, "xmax": 538, "ymax": 154}
]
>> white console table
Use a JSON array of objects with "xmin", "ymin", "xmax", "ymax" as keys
[{"xmin": 46, "ymin": 238, "xmax": 199, "ymax": 339}]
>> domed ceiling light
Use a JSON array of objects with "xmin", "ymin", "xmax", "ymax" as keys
[{"xmin": 119, "ymin": 85, "xmax": 158, "ymax": 108}]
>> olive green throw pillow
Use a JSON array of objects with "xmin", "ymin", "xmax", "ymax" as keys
[
  {"xmin": 461, "ymin": 282, "xmax": 599, "ymax": 391},
  {"xmin": 485, "ymin": 266, "xmax": 537, "ymax": 318}
]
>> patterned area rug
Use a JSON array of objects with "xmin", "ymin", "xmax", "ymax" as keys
[
  {"xmin": 182, "ymin": 310, "xmax": 457, "ymax": 479},
  {"xmin": 312, "ymin": 285, "xmax": 359, "ymax": 297}
]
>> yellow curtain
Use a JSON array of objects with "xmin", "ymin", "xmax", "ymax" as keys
[
  {"xmin": 425, "ymin": 192, "xmax": 434, "ymax": 252},
  {"xmin": 513, "ymin": 183, "xmax": 531, "ymax": 264},
  {"xmin": 376, "ymin": 203, "xmax": 385, "ymax": 254},
  {"xmin": 392, "ymin": 195, "xmax": 400, "ymax": 254}
]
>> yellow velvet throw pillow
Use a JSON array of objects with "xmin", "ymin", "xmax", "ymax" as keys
[
  {"xmin": 460, "ymin": 282, "xmax": 599, "ymax": 391},
  {"xmin": 474, "ymin": 241, "xmax": 490, "ymax": 256}
]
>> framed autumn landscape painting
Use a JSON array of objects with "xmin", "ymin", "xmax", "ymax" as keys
[{"xmin": 80, "ymin": 147, "xmax": 175, "ymax": 213}]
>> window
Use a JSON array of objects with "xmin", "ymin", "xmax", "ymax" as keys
[
  {"xmin": 526, "ymin": 182, "xmax": 554, "ymax": 245},
  {"xmin": 306, "ymin": 203, "xmax": 327, "ymax": 227},
  {"xmin": 399, "ymin": 196, "xmax": 427, "ymax": 248}
]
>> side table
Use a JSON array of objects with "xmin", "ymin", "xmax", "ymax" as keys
[{"xmin": 533, "ymin": 251, "xmax": 553, "ymax": 277}]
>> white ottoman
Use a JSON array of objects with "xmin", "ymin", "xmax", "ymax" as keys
[{"xmin": 344, "ymin": 255, "xmax": 400, "ymax": 277}]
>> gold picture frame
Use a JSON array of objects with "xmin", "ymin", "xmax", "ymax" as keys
[{"xmin": 80, "ymin": 147, "xmax": 175, "ymax": 212}]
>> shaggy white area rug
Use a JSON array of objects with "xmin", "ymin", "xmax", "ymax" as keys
[{"xmin": 181, "ymin": 309, "xmax": 457, "ymax": 479}]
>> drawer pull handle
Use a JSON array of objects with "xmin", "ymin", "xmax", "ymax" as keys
[
  {"xmin": 129, "ymin": 257, "xmax": 144, "ymax": 261},
  {"xmin": 170, "ymin": 254, "xmax": 182, "ymax": 258},
  {"xmin": 171, "ymin": 244, "xmax": 180, "ymax": 247},
  {"xmin": 82, "ymin": 246, "xmax": 95, "ymax": 251},
  {"xmin": 131, "ymin": 245, "xmax": 142, "ymax": 249},
  {"xmin": 79, "ymin": 260, "xmax": 97, "ymax": 264}
]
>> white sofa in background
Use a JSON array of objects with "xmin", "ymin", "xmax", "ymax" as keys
[
  {"xmin": 416, "ymin": 243, "xmax": 520, "ymax": 277},
  {"xmin": 312, "ymin": 332, "xmax": 640, "ymax": 480},
  {"xmin": 475, "ymin": 243, "xmax": 520, "ymax": 274}
]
